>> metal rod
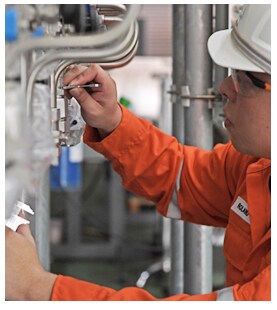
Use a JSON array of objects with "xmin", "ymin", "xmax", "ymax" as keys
[
  {"xmin": 62, "ymin": 83, "xmax": 102, "ymax": 90},
  {"xmin": 184, "ymin": 4, "xmax": 213, "ymax": 294}
]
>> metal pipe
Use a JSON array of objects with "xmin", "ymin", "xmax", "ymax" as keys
[
  {"xmin": 6, "ymin": 4, "xmax": 140, "ymax": 69},
  {"xmin": 35, "ymin": 170, "xmax": 51, "ymax": 271},
  {"xmin": 213, "ymin": 5, "xmax": 229, "ymax": 143},
  {"xmin": 54, "ymin": 41, "xmax": 139, "ymax": 88},
  {"xmin": 215, "ymin": 4, "xmax": 228, "ymax": 94},
  {"xmin": 170, "ymin": 4, "xmax": 186, "ymax": 295},
  {"xmin": 96, "ymin": 4, "xmax": 127, "ymax": 14},
  {"xmin": 184, "ymin": 4, "xmax": 213, "ymax": 294},
  {"xmin": 27, "ymin": 22, "xmax": 138, "ymax": 116}
]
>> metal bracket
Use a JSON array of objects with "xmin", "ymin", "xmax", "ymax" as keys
[
  {"xmin": 168, "ymin": 85, "xmax": 222, "ymax": 109},
  {"xmin": 181, "ymin": 85, "xmax": 190, "ymax": 107},
  {"xmin": 169, "ymin": 84, "xmax": 177, "ymax": 104}
]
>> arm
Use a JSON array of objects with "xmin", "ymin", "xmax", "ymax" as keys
[
  {"xmin": 51, "ymin": 266, "xmax": 270, "ymax": 300},
  {"xmin": 84, "ymin": 105, "xmax": 257, "ymax": 227},
  {"xmin": 5, "ymin": 226, "xmax": 57, "ymax": 301},
  {"xmin": 3, "ymin": 225, "xmax": 216, "ymax": 300},
  {"xmin": 5, "ymin": 219, "xmax": 270, "ymax": 301},
  {"xmin": 64, "ymin": 65, "xmax": 257, "ymax": 228}
]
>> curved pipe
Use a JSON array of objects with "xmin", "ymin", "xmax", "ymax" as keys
[
  {"xmin": 50, "ymin": 39, "xmax": 138, "ymax": 110},
  {"xmin": 27, "ymin": 22, "xmax": 139, "ymax": 115},
  {"xmin": 96, "ymin": 4, "xmax": 127, "ymax": 14},
  {"xmin": 6, "ymin": 4, "xmax": 140, "ymax": 69}
]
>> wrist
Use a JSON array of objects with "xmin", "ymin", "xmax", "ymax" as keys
[{"xmin": 98, "ymin": 103, "xmax": 122, "ymax": 139}]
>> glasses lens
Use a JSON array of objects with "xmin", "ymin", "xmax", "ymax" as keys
[
  {"xmin": 231, "ymin": 69, "xmax": 239, "ymax": 93},
  {"xmin": 231, "ymin": 69, "xmax": 258, "ymax": 97}
]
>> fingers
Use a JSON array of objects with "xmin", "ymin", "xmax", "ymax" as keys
[
  {"xmin": 69, "ymin": 86, "xmax": 102, "ymax": 119},
  {"xmin": 63, "ymin": 65, "xmax": 87, "ymax": 85},
  {"xmin": 64, "ymin": 64, "xmax": 108, "ymax": 88},
  {"xmin": 62, "ymin": 63, "xmax": 118, "ymax": 132},
  {"xmin": 63, "ymin": 65, "xmax": 88, "ymax": 99}
]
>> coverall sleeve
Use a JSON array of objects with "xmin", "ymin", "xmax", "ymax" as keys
[
  {"xmin": 233, "ymin": 264, "xmax": 271, "ymax": 300},
  {"xmin": 51, "ymin": 274, "xmax": 217, "ymax": 300},
  {"xmin": 51, "ymin": 265, "xmax": 270, "ymax": 300},
  {"xmin": 84, "ymin": 105, "xmax": 256, "ymax": 227}
]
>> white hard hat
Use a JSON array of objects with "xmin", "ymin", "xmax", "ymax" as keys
[{"xmin": 208, "ymin": 4, "xmax": 271, "ymax": 74}]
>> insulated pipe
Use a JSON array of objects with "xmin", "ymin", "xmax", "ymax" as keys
[
  {"xmin": 169, "ymin": 4, "xmax": 186, "ymax": 295},
  {"xmin": 183, "ymin": 4, "xmax": 213, "ymax": 294},
  {"xmin": 19, "ymin": 51, "xmax": 51, "ymax": 271}
]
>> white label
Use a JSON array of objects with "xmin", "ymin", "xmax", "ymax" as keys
[{"xmin": 231, "ymin": 196, "xmax": 250, "ymax": 224}]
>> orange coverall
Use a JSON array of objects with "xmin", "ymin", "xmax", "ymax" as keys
[{"xmin": 51, "ymin": 105, "xmax": 271, "ymax": 301}]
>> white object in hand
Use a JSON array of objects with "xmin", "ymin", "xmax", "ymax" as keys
[{"xmin": 5, "ymin": 201, "xmax": 34, "ymax": 231}]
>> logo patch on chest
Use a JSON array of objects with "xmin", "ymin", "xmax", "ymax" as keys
[{"xmin": 231, "ymin": 196, "xmax": 250, "ymax": 224}]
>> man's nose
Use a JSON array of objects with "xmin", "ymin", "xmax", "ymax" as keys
[{"xmin": 219, "ymin": 75, "xmax": 237, "ymax": 103}]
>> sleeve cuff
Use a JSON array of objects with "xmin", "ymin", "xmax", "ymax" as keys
[{"xmin": 83, "ymin": 104, "xmax": 152, "ymax": 164}]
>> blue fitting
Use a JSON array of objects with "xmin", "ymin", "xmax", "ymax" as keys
[
  {"xmin": 5, "ymin": 8, "xmax": 18, "ymax": 42},
  {"xmin": 32, "ymin": 25, "xmax": 44, "ymax": 38}
]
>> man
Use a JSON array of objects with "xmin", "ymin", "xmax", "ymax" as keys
[{"xmin": 5, "ymin": 4, "xmax": 271, "ymax": 300}]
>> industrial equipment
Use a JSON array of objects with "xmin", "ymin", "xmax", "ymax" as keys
[{"xmin": 5, "ymin": 4, "xmax": 140, "ymax": 268}]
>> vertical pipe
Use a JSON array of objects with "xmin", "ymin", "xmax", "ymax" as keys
[
  {"xmin": 66, "ymin": 191, "xmax": 81, "ymax": 245},
  {"xmin": 109, "ymin": 167, "xmax": 125, "ymax": 250},
  {"xmin": 184, "ymin": 4, "xmax": 213, "ymax": 294},
  {"xmin": 20, "ymin": 50, "xmax": 51, "ymax": 270},
  {"xmin": 170, "ymin": 4, "xmax": 186, "ymax": 295},
  {"xmin": 215, "ymin": 4, "xmax": 229, "ymax": 90},
  {"xmin": 20, "ymin": 52, "xmax": 30, "ymax": 95},
  {"xmin": 213, "ymin": 5, "xmax": 229, "ymax": 144},
  {"xmin": 35, "ymin": 170, "xmax": 51, "ymax": 271}
]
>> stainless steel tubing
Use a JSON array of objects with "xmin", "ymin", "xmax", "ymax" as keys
[
  {"xmin": 104, "ymin": 16, "xmax": 124, "ymax": 24},
  {"xmin": 50, "ymin": 39, "xmax": 139, "ymax": 111},
  {"xmin": 96, "ymin": 4, "xmax": 127, "ymax": 15},
  {"xmin": 184, "ymin": 4, "xmax": 213, "ymax": 294},
  {"xmin": 169, "ymin": 4, "xmax": 186, "ymax": 295},
  {"xmin": 27, "ymin": 22, "xmax": 139, "ymax": 116},
  {"xmin": 54, "ymin": 41, "xmax": 139, "ymax": 85},
  {"xmin": 6, "ymin": 4, "xmax": 140, "ymax": 69}
]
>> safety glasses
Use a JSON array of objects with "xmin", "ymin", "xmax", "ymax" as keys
[{"xmin": 231, "ymin": 69, "xmax": 271, "ymax": 97}]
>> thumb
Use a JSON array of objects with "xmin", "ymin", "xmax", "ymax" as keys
[{"xmin": 17, "ymin": 223, "xmax": 35, "ymax": 245}]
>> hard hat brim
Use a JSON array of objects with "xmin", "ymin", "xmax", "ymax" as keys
[{"xmin": 207, "ymin": 29, "xmax": 264, "ymax": 73}]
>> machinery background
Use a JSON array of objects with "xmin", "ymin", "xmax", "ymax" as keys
[{"xmin": 5, "ymin": 4, "xmax": 239, "ymax": 298}]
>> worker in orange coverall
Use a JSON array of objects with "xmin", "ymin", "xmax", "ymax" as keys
[{"xmin": 6, "ymin": 4, "xmax": 271, "ymax": 301}]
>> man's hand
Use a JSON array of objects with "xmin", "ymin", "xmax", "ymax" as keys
[
  {"xmin": 63, "ymin": 64, "xmax": 122, "ymax": 139},
  {"xmin": 5, "ymin": 224, "xmax": 57, "ymax": 300}
]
